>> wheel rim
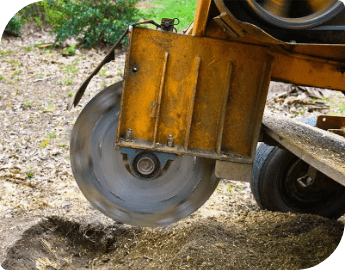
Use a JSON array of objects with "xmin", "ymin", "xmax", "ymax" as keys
[
  {"xmin": 244, "ymin": 0, "xmax": 344, "ymax": 29},
  {"xmin": 70, "ymin": 82, "xmax": 219, "ymax": 227},
  {"xmin": 279, "ymin": 158, "xmax": 341, "ymax": 211}
]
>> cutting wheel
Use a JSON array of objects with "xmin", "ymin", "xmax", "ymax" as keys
[
  {"xmin": 70, "ymin": 82, "xmax": 220, "ymax": 227},
  {"xmin": 243, "ymin": 0, "xmax": 344, "ymax": 29}
]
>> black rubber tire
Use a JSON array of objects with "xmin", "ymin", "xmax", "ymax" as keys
[{"xmin": 251, "ymin": 143, "xmax": 345, "ymax": 219}]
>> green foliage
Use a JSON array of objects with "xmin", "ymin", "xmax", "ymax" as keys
[
  {"xmin": 62, "ymin": 45, "xmax": 76, "ymax": 56},
  {"xmin": 51, "ymin": 0, "xmax": 140, "ymax": 48},
  {"xmin": 68, "ymin": 45, "xmax": 76, "ymax": 56},
  {"xmin": 6, "ymin": 0, "xmax": 140, "ymax": 48},
  {"xmin": 5, "ymin": 17, "xmax": 23, "ymax": 36}
]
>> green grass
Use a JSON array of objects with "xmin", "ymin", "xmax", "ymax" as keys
[
  {"xmin": 0, "ymin": 49, "xmax": 14, "ymax": 56},
  {"xmin": 64, "ymin": 61, "xmax": 79, "ymax": 74},
  {"xmin": 11, "ymin": 70, "xmax": 22, "ymax": 79},
  {"xmin": 36, "ymin": 73, "xmax": 44, "ymax": 79},
  {"xmin": 4, "ymin": 59, "xmax": 19, "ymax": 67},
  {"xmin": 24, "ymin": 100, "xmax": 32, "ymax": 107},
  {"xmin": 140, "ymin": 0, "xmax": 196, "ymax": 31},
  {"xmin": 34, "ymin": 43, "xmax": 45, "ymax": 47},
  {"xmin": 100, "ymin": 66, "xmax": 108, "ymax": 77},
  {"xmin": 48, "ymin": 131, "xmax": 56, "ymax": 138}
]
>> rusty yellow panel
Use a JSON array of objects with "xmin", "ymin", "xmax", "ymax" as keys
[
  {"xmin": 118, "ymin": 27, "xmax": 273, "ymax": 160},
  {"xmin": 271, "ymin": 50, "xmax": 345, "ymax": 92},
  {"xmin": 192, "ymin": 0, "xmax": 212, "ymax": 36}
]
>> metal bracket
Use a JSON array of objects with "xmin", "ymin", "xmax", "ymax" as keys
[
  {"xmin": 215, "ymin": 160, "xmax": 252, "ymax": 181},
  {"xmin": 316, "ymin": 115, "xmax": 345, "ymax": 137}
]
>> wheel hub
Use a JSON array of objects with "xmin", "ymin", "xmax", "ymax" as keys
[
  {"xmin": 136, "ymin": 156, "xmax": 156, "ymax": 175},
  {"xmin": 120, "ymin": 148, "xmax": 176, "ymax": 180}
]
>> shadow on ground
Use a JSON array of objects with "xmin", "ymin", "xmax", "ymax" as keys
[{"xmin": 2, "ymin": 211, "xmax": 344, "ymax": 270}]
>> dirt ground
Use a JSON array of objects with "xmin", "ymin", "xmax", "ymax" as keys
[{"xmin": 1, "ymin": 24, "xmax": 345, "ymax": 270}]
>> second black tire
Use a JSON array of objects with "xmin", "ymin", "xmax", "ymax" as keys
[{"xmin": 251, "ymin": 143, "xmax": 345, "ymax": 219}]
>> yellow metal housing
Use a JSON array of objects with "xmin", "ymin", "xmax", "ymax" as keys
[{"xmin": 116, "ymin": 0, "xmax": 345, "ymax": 164}]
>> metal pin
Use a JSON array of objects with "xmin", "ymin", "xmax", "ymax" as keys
[
  {"xmin": 167, "ymin": 135, "xmax": 174, "ymax": 147},
  {"xmin": 125, "ymin": 129, "xmax": 133, "ymax": 140}
]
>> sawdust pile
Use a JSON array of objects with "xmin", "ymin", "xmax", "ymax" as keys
[{"xmin": 2, "ymin": 212, "xmax": 343, "ymax": 270}]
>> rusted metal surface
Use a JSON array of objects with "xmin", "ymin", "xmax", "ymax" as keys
[
  {"xmin": 270, "ymin": 48, "xmax": 345, "ymax": 92},
  {"xmin": 316, "ymin": 115, "xmax": 345, "ymax": 136},
  {"xmin": 160, "ymin": 18, "xmax": 179, "ymax": 32},
  {"xmin": 212, "ymin": 0, "xmax": 345, "ymax": 92},
  {"xmin": 192, "ymin": 0, "xmax": 212, "ymax": 36},
  {"xmin": 116, "ymin": 27, "xmax": 273, "ymax": 162},
  {"xmin": 263, "ymin": 113, "xmax": 345, "ymax": 186},
  {"xmin": 74, "ymin": 0, "xmax": 345, "ymax": 169}
]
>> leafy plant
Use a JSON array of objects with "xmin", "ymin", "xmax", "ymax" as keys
[
  {"xmin": 51, "ymin": 0, "xmax": 140, "ymax": 48},
  {"xmin": 5, "ymin": 17, "xmax": 22, "ymax": 36},
  {"xmin": 68, "ymin": 45, "xmax": 76, "ymax": 55},
  {"xmin": 0, "ymin": 75, "xmax": 3, "ymax": 80}
]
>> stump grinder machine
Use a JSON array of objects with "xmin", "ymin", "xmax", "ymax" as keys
[{"xmin": 69, "ymin": 0, "xmax": 345, "ymax": 226}]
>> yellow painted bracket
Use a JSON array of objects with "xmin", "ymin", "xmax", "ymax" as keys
[{"xmin": 117, "ymin": 27, "xmax": 273, "ymax": 163}]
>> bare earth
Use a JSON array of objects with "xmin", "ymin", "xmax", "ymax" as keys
[{"xmin": 1, "ymin": 24, "xmax": 345, "ymax": 270}]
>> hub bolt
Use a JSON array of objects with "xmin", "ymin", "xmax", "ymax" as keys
[
  {"xmin": 167, "ymin": 135, "xmax": 174, "ymax": 147},
  {"xmin": 125, "ymin": 129, "xmax": 133, "ymax": 140}
]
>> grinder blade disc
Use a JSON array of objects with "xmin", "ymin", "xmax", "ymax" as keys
[{"xmin": 70, "ymin": 82, "xmax": 220, "ymax": 227}]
